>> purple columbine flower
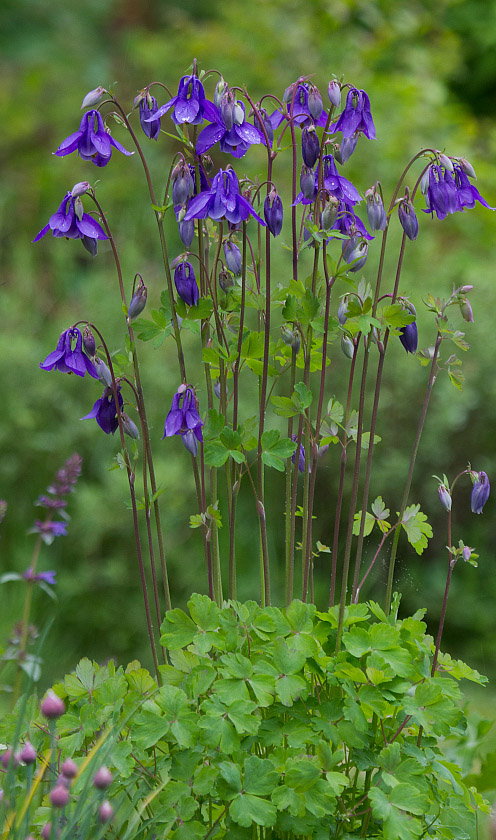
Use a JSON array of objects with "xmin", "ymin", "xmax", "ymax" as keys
[
  {"xmin": 174, "ymin": 261, "xmax": 199, "ymax": 307},
  {"xmin": 184, "ymin": 168, "xmax": 266, "ymax": 226},
  {"xmin": 332, "ymin": 88, "xmax": 376, "ymax": 139},
  {"xmin": 302, "ymin": 126, "xmax": 320, "ymax": 168},
  {"xmin": 33, "ymin": 192, "xmax": 108, "ymax": 256},
  {"xmin": 55, "ymin": 110, "xmax": 133, "ymax": 167},
  {"xmin": 471, "ymin": 471, "xmax": 490, "ymax": 514},
  {"xmin": 399, "ymin": 322, "xmax": 418, "ymax": 354},
  {"xmin": 293, "ymin": 154, "xmax": 363, "ymax": 211},
  {"xmin": 196, "ymin": 100, "xmax": 264, "ymax": 159},
  {"xmin": 398, "ymin": 196, "xmax": 419, "ymax": 240},
  {"xmin": 422, "ymin": 165, "xmax": 460, "ymax": 220},
  {"xmin": 149, "ymin": 75, "xmax": 215, "ymax": 126},
  {"xmin": 81, "ymin": 386, "xmax": 124, "ymax": 434},
  {"xmin": 223, "ymin": 240, "xmax": 242, "ymax": 275},
  {"xmin": 342, "ymin": 234, "xmax": 368, "ymax": 271},
  {"xmin": 163, "ymin": 385, "xmax": 203, "ymax": 454},
  {"xmin": 264, "ymin": 190, "xmax": 283, "ymax": 237},
  {"xmin": 139, "ymin": 95, "xmax": 161, "ymax": 140},
  {"xmin": 291, "ymin": 435, "xmax": 309, "ymax": 473},
  {"xmin": 40, "ymin": 328, "xmax": 99, "ymax": 378},
  {"xmin": 23, "ymin": 567, "xmax": 57, "ymax": 585}
]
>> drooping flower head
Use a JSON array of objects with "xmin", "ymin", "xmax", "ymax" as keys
[
  {"xmin": 293, "ymin": 154, "xmax": 362, "ymax": 209},
  {"xmin": 269, "ymin": 82, "xmax": 329, "ymax": 130},
  {"xmin": 81, "ymin": 386, "xmax": 124, "ymax": 435},
  {"xmin": 148, "ymin": 75, "xmax": 214, "ymax": 126},
  {"xmin": 33, "ymin": 192, "xmax": 108, "ymax": 256},
  {"xmin": 332, "ymin": 88, "xmax": 376, "ymax": 139},
  {"xmin": 264, "ymin": 189, "xmax": 283, "ymax": 237},
  {"xmin": 196, "ymin": 100, "xmax": 264, "ymax": 159},
  {"xmin": 139, "ymin": 94, "xmax": 161, "ymax": 140},
  {"xmin": 174, "ymin": 261, "xmax": 199, "ymax": 307},
  {"xmin": 55, "ymin": 110, "xmax": 133, "ymax": 167},
  {"xmin": 471, "ymin": 470, "xmax": 490, "ymax": 514},
  {"xmin": 399, "ymin": 322, "xmax": 418, "ymax": 354},
  {"xmin": 423, "ymin": 163, "xmax": 494, "ymax": 220},
  {"xmin": 184, "ymin": 169, "xmax": 266, "ymax": 226},
  {"xmin": 163, "ymin": 385, "xmax": 203, "ymax": 455},
  {"xmin": 398, "ymin": 193, "xmax": 419, "ymax": 240},
  {"xmin": 40, "ymin": 327, "xmax": 99, "ymax": 378}
]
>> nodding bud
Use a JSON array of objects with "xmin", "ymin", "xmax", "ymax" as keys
[
  {"xmin": 398, "ymin": 197, "xmax": 419, "ymax": 241},
  {"xmin": 121, "ymin": 413, "xmax": 140, "ymax": 440},
  {"xmin": 283, "ymin": 83, "xmax": 296, "ymax": 104},
  {"xmin": 174, "ymin": 261, "xmax": 199, "ymax": 307},
  {"xmin": 181, "ymin": 428, "xmax": 198, "ymax": 457},
  {"xmin": 308, "ymin": 84, "xmax": 323, "ymax": 120},
  {"xmin": 74, "ymin": 196, "xmax": 84, "ymax": 222},
  {"xmin": 341, "ymin": 334, "xmax": 355, "ymax": 359},
  {"xmin": 460, "ymin": 297, "xmax": 474, "ymax": 322},
  {"xmin": 127, "ymin": 282, "xmax": 148, "ymax": 322},
  {"xmin": 214, "ymin": 379, "xmax": 228, "ymax": 400},
  {"xmin": 337, "ymin": 296, "xmax": 349, "ymax": 325},
  {"xmin": 457, "ymin": 156, "xmax": 477, "ymax": 179},
  {"xmin": 172, "ymin": 162, "xmax": 194, "ymax": 207},
  {"xmin": 366, "ymin": 188, "xmax": 387, "ymax": 231},
  {"xmin": 93, "ymin": 766, "xmax": 113, "ymax": 790},
  {"xmin": 420, "ymin": 169, "xmax": 430, "ymax": 196},
  {"xmin": 300, "ymin": 164, "xmax": 315, "ymax": 200},
  {"xmin": 83, "ymin": 326, "xmax": 96, "ymax": 357},
  {"xmin": 81, "ymin": 86, "xmax": 107, "ymax": 109},
  {"xmin": 71, "ymin": 181, "xmax": 91, "ymax": 197},
  {"xmin": 462, "ymin": 545, "xmax": 473, "ymax": 562},
  {"xmin": 220, "ymin": 89, "xmax": 236, "ymax": 130},
  {"xmin": 179, "ymin": 218, "xmax": 195, "ymax": 248},
  {"xmin": 94, "ymin": 357, "xmax": 113, "ymax": 387},
  {"xmin": 264, "ymin": 189, "xmax": 283, "ymax": 237},
  {"xmin": 335, "ymin": 135, "xmax": 358, "ymax": 165},
  {"xmin": 218, "ymin": 269, "xmax": 234, "ymax": 292},
  {"xmin": 438, "ymin": 152, "xmax": 453, "ymax": 172},
  {"xmin": 61, "ymin": 759, "xmax": 78, "ymax": 779},
  {"xmin": 327, "ymin": 80, "xmax": 341, "ymax": 108},
  {"xmin": 459, "ymin": 284, "xmax": 474, "ymax": 293},
  {"xmin": 342, "ymin": 235, "xmax": 368, "ymax": 271},
  {"xmin": 281, "ymin": 324, "xmax": 301, "ymax": 353},
  {"xmin": 254, "ymin": 106, "xmax": 274, "ymax": 144},
  {"xmin": 214, "ymin": 78, "xmax": 227, "ymax": 109},
  {"xmin": 41, "ymin": 690, "xmax": 65, "ymax": 720},
  {"xmin": 223, "ymin": 240, "xmax": 242, "ymax": 275},
  {"xmin": 302, "ymin": 126, "xmax": 320, "ymax": 168},
  {"xmin": 100, "ymin": 801, "xmax": 114, "ymax": 823},
  {"xmin": 438, "ymin": 485, "xmax": 452, "ymax": 511},
  {"xmin": 20, "ymin": 742, "xmax": 37, "ymax": 765},
  {"xmin": 321, "ymin": 195, "xmax": 340, "ymax": 230}
]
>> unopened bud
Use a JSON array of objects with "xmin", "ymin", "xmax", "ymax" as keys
[
  {"xmin": 223, "ymin": 240, "xmax": 242, "ymax": 275},
  {"xmin": 462, "ymin": 545, "xmax": 473, "ymax": 562},
  {"xmin": 438, "ymin": 485, "xmax": 452, "ymax": 511},
  {"xmin": 179, "ymin": 218, "xmax": 195, "ymax": 248},
  {"xmin": 121, "ymin": 413, "xmax": 140, "ymax": 440},
  {"xmin": 100, "ymin": 801, "xmax": 114, "ymax": 823},
  {"xmin": 1, "ymin": 749, "xmax": 20, "ymax": 770},
  {"xmin": 300, "ymin": 164, "xmax": 315, "ymax": 200},
  {"xmin": 61, "ymin": 759, "xmax": 78, "ymax": 779},
  {"xmin": 336, "ymin": 135, "xmax": 358, "ymax": 165},
  {"xmin": 94, "ymin": 357, "xmax": 113, "ymax": 387},
  {"xmin": 41, "ymin": 690, "xmax": 65, "ymax": 719},
  {"xmin": 181, "ymin": 429, "xmax": 198, "ymax": 457},
  {"xmin": 459, "ymin": 284, "xmax": 474, "ymax": 293},
  {"xmin": 127, "ymin": 283, "xmax": 148, "ymax": 322},
  {"xmin": 321, "ymin": 196, "xmax": 339, "ymax": 230},
  {"xmin": 221, "ymin": 89, "xmax": 236, "ymax": 130},
  {"xmin": 20, "ymin": 742, "xmax": 37, "ymax": 765},
  {"xmin": 308, "ymin": 85, "xmax": 323, "ymax": 121},
  {"xmin": 50, "ymin": 785, "xmax": 70, "ymax": 808},
  {"xmin": 214, "ymin": 78, "xmax": 227, "ymax": 109},
  {"xmin": 71, "ymin": 181, "xmax": 91, "ymax": 197},
  {"xmin": 438, "ymin": 152, "xmax": 453, "ymax": 172},
  {"xmin": 281, "ymin": 324, "xmax": 301, "ymax": 353},
  {"xmin": 74, "ymin": 196, "xmax": 84, "ymax": 222},
  {"xmin": 327, "ymin": 80, "xmax": 341, "ymax": 108},
  {"xmin": 81, "ymin": 86, "xmax": 106, "ymax": 109},
  {"xmin": 302, "ymin": 126, "xmax": 320, "ymax": 168},
  {"xmin": 457, "ymin": 157, "xmax": 477, "ymax": 179},
  {"xmin": 93, "ymin": 766, "xmax": 113, "ymax": 790},
  {"xmin": 218, "ymin": 269, "xmax": 234, "ymax": 292},
  {"xmin": 341, "ymin": 334, "xmax": 354, "ymax": 359},
  {"xmin": 337, "ymin": 296, "xmax": 349, "ymax": 325},
  {"xmin": 459, "ymin": 298, "xmax": 473, "ymax": 323},
  {"xmin": 83, "ymin": 326, "xmax": 96, "ymax": 357}
]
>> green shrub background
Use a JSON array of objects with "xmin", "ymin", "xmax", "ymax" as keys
[{"xmin": 1, "ymin": 0, "xmax": 495, "ymax": 689}]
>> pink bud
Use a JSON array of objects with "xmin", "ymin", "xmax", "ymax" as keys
[
  {"xmin": 61, "ymin": 758, "xmax": 78, "ymax": 779},
  {"xmin": 1, "ymin": 748, "xmax": 20, "ymax": 769},
  {"xmin": 41, "ymin": 690, "xmax": 65, "ymax": 720},
  {"xmin": 93, "ymin": 765, "xmax": 113, "ymax": 790},
  {"xmin": 99, "ymin": 800, "xmax": 114, "ymax": 823},
  {"xmin": 20, "ymin": 742, "xmax": 37, "ymax": 765},
  {"xmin": 50, "ymin": 785, "xmax": 70, "ymax": 808}
]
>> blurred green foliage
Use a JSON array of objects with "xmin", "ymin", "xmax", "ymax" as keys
[{"xmin": 1, "ymin": 0, "xmax": 495, "ymax": 689}]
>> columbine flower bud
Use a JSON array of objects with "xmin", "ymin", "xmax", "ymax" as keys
[
  {"xmin": 457, "ymin": 157, "xmax": 477, "ymax": 179},
  {"xmin": 459, "ymin": 285, "xmax": 474, "ymax": 293},
  {"xmin": 20, "ymin": 742, "xmax": 37, "ymax": 765},
  {"xmin": 341, "ymin": 334, "xmax": 355, "ymax": 359},
  {"xmin": 214, "ymin": 78, "xmax": 227, "ymax": 109},
  {"xmin": 281, "ymin": 324, "xmax": 301, "ymax": 353},
  {"xmin": 438, "ymin": 152, "xmax": 454, "ymax": 172},
  {"xmin": 50, "ymin": 785, "xmax": 70, "ymax": 808},
  {"xmin": 174, "ymin": 261, "xmax": 199, "ymax": 307},
  {"xmin": 337, "ymin": 296, "xmax": 349, "ymax": 325},
  {"xmin": 283, "ymin": 83, "xmax": 296, "ymax": 104},
  {"xmin": 438, "ymin": 485, "xmax": 452, "ymax": 511},
  {"xmin": 181, "ymin": 428, "xmax": 198, "ymax": 457},
  {"xmin": 218, "ymin": 269, "xmax": 234, "ymax": 292},
  {"xmin": 100, "ymin": 801, "xmax": 114, "ymax": 823},
  {"xmin": 460, "ymin": 298, "xmax": 474, "ymax": 322},
  {"xmin": 462, "ymin": 545, "xmax": 473, "ymax": 562},
  {"xmin": 398, "ymin": 197, "xmax": 419, "ymax": 241},
  {"xmin": 93, "ymin": 766, "xmax": 113, "ymax": 790},
  {"xmin": 41, "ymin": 690, "xmax": 65, "ymax": 720},
  {"xmin": 399, "ymin": 322, "xmax": 418, "ymax": 354},
  {"xmin": 172, "ymin": 163, "xmax": 194, "ymax": 208},
  {"xmin": 121, "ymin": 413, "xmax": 140, "ymax": 440},
  {"xmin": 223, "ymin": 240, "xmax": 242, "ymax": 275},
  {"xmin": 321, "ymin": 195, "xmax": 339, "ymax": 230},
  {"xmin": 471, "ymin": 470, "xmax": 490, "ymax": 514},
  {"xmin": 366, "ymin": 188, "xmax": 387, "ymax": 231},
  {"xmin": 178, "ymin": 218, "xmax": 195, "ymax": 248},
  {"xmin": 335, "ymin": 135, "xmax": 358, "ymax": 165},
  {"xmin": 302, "ymin": 126, "xmax": 320, "ymax": 168},
  {"xmin": 342, "ymin": 235, "xmax": 368, "ymax": 271},
  {"xmin": 327, "ymin": 80, "xmax": 341, "ymax": 108},
  {"xmin": 308, "ymin": 84, "xmax": 323, "ymax": 120},
  {"xmin": 94, "ymin": 357, "xmax": 112, "ymax": 387},
  {"xmin": 74, "ymin": 196, "xmax": 84, "ymax": 222},
  {"xmin": 83, "ymin": 326, "xmax": 96, "ymax": 357},
  {"xmin": 420, "ymin": 169, "xmax": 430, "ymax": 197},
  {"xmin": 300, "ymin": 164, "xmax": 315, "ymax": 200},
  {"xmin": 71, "ymin": 181, "xmax": 91, "ymax": 197},
  {"xmin": 127, "ymin": 282, "xmax": 148, "ymax": 322},
  {"xmin": 264, "ymin": 189, "xmax": 283, "ymax": 237},
  {"xmin": 61, "ymin": 759, "xmax": 78, "ymax": 779},
  {"xmin": 220, "ymin": 89, "xmax": 236, "ymax": 130},
  {"xmin": 81, "ymin": 86, "xmax": 106, "ymax": 109}
]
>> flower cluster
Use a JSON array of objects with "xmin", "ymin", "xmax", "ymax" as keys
[
  {"xmin": 163, "ymin": 385, "xmax": 203, "ymax": 456},
  {"xmin": 40, "ymin": 327, "xmax": 99, "ymax": 378},
  {"xmin": 33, "ymin": 191, "xmax": 108, "ymax": 256},
  {"xmin": 55, "ymin": 109, "xmax": 133, "ymax": 167},
  {"xmin": 423, "ymin": 163, "xmax": 494, "ymax": 220}
]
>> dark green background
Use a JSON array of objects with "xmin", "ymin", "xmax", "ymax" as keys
[{"xmin": 1, "ymin": 0, "xmax": 495, "ymax": 690}]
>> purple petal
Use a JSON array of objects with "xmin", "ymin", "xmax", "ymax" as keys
[
  {"xmin": 109, "ymin": 136, "xmax": 134, "ymax": 156},
  {"xmin": 55, "ymin": 132, "xmax": 82, "ymax": 156},
  {"xmin": 196, "ymin": 123, "xmax": 225, "ymax": 155},
  {"xmin": 33, "ymin": 224, "xmax": 50, "ymax": 243},
  {"xmin": 76, "ymin": 214, "xmax": 108, "ymax": 239}
]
